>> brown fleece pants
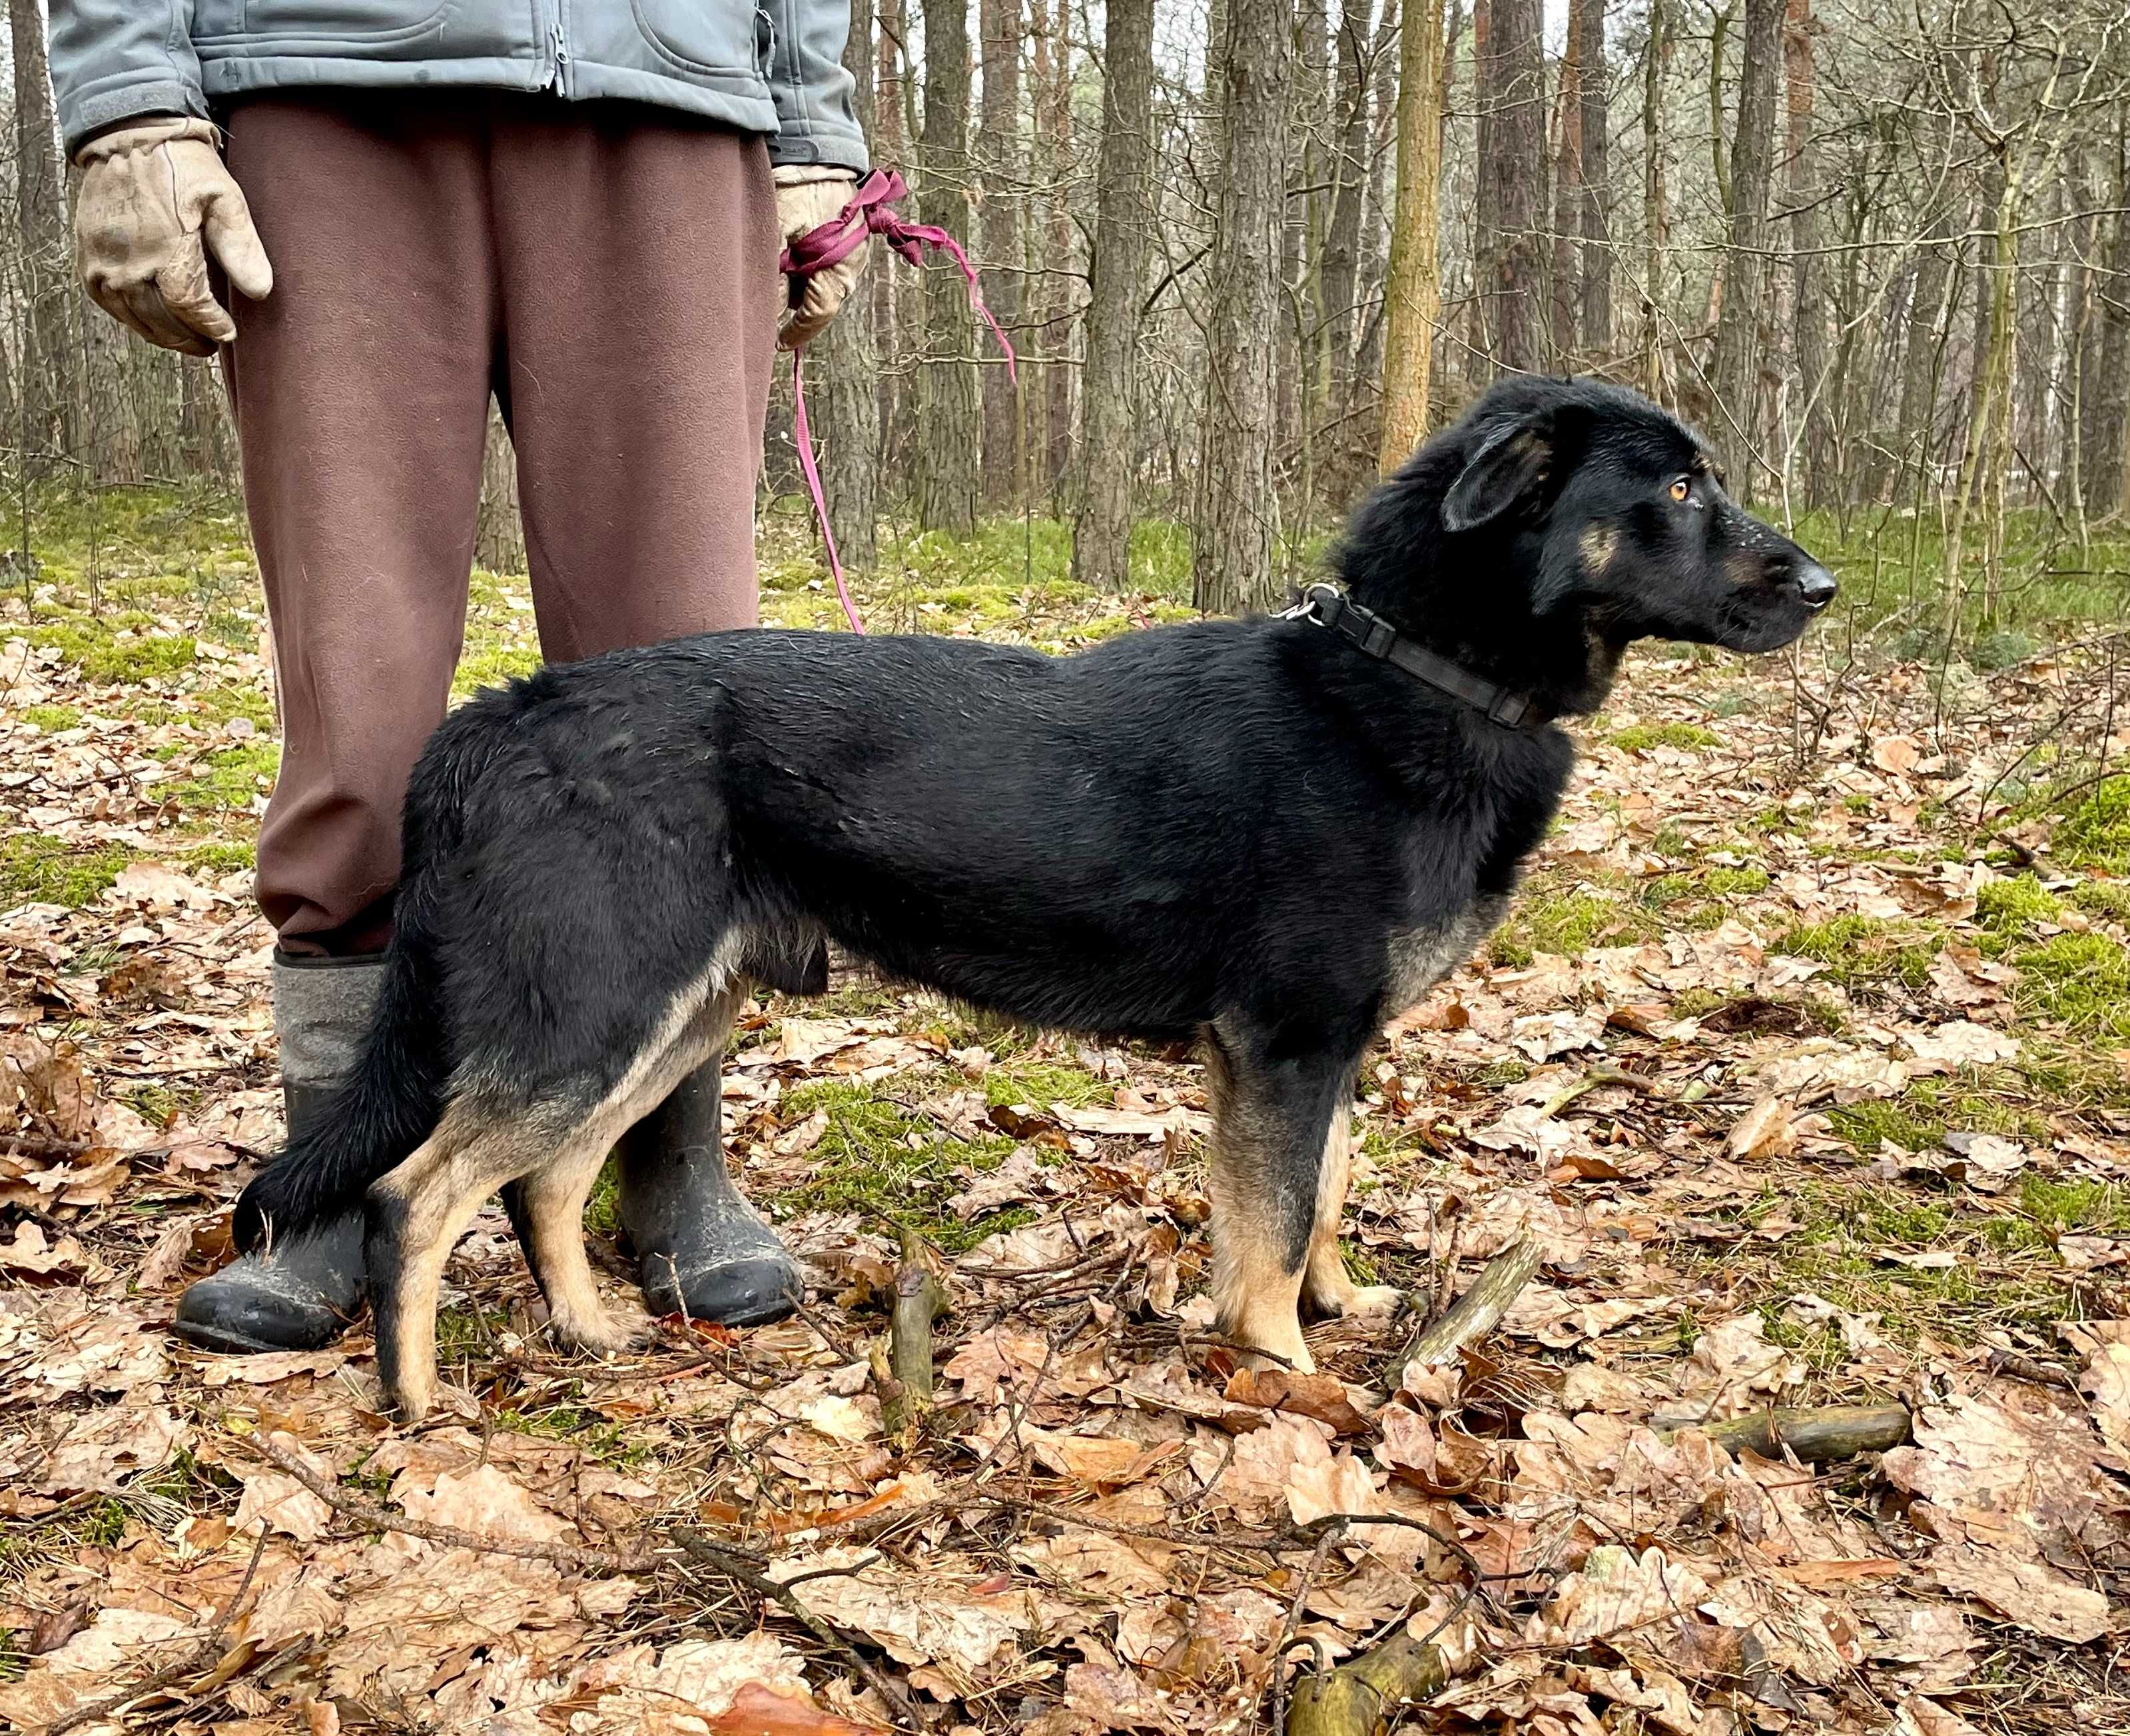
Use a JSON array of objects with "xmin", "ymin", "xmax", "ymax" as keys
[{"xmin": 220, "ymin": 97, "xmax": 781, "ymax": 954}]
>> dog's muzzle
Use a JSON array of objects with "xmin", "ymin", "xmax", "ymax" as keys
[{"xmin": 1794, "ymin": 564, "xmax": 1838, "ymax": 612}]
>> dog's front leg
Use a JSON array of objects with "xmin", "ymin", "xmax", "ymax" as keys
[
  {"xmin": 1299, "ymin": 1108, "xmax": 1405, "ymax": 1323},
  {"xmin": 1202, "ymin": 1033, "xmax": 1359, "ymax": 1374}
]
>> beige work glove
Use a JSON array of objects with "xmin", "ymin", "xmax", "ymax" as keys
[
  {"xmin": 74, "ymin": 118, "xmax": 272, "ymax": 356},
  {"xmin": 775, "ymin": 165, "xmax": 866, "ymax": 351}
]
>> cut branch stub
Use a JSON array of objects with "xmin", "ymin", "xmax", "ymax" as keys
[
  {"xmin": 1285, "ymin": 1630, "xmax": 1452, "ymax": 1736},
  {"xmin": 877, "ymin": 1228, "xmax": 950, "ymax": 1446}
]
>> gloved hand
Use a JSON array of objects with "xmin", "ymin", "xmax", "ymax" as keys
[
  {"xmin": 774, "ymin": 165, "xmax": 866, "ymax": 351},
  {"xmin": 74, "ymin": 118, "xmax": 273, "ymax": 356}
]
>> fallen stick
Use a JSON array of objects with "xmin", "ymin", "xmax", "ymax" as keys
[
  {"xmin": 1684, "ymin": 1404, "xmax": 1912, "ymax": 1462},
  {"xmin": 1285, "ymin": 1629, "xmax": 1451, "ymax": 1735},
  {"xmin": 873, "ymin": 1228, "xmax": 949, "ymax": 1446},
  {"xmin": 1391, "ymin": 1238, "xmax": 1543, "ymax": 1376}
]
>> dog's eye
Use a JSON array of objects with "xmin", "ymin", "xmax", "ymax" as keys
[{"xmin": 1668, "ymin": 477, "xmax": 1692, "ymax": 504}]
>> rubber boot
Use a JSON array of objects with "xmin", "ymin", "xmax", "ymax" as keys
[
  {"xmin": 617, "ymin": 1063, "xmax": 803, "ymax": 1326},
  {"xmin": 172, "ymin": 953, "xmax": 379, "ymax": 1353}
]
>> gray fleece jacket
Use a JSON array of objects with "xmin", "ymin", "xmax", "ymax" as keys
[{"xmin": 49, "ymin": 0, "xmax": 866, "ymax": 168}]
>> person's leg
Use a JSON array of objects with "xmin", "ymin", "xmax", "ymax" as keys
[
  {"xmin": 489, "ymin": 102, "xmax": 801, "ymax": 1326},
  {"xmin": 177, "ymin": 97, "xmax": 498, "ymax": 1352}
]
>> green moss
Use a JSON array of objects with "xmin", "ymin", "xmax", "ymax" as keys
[
  {"xmin": 769, "ymin": 1076, "xmax": 1023, "ymax": 1254},
  {"xmin": 584, "ymin": 1156, "xmax": 621, "ymax": 1238},
  {"xmin": 1609, "ymin": 721, "xmax": 1721, "ymax": 753},
  {"xmin": 982, "ymin": 1061, "xmax": 1112, "ymax": 1110},
  {"xmin": 1772, "ymin": 915, "xmax": 1938, "ymax": 990},
  {"xmin": 184, "ymin": 839, "xmax": 256, "ymax": 875},
  {"xmin": 19, "ymin": 703, "xmax": 81, "ymax": 731},
  {"xmin": 26, "ymin": 615, "xmax": 196, "ymax": 683},
  {"xmin": 2053, "ymin": 776, "xmax": 2130, "ymax": 873},
  {"xmin": 0, "ymin": 834, "xmax": 137, "ymax": 909},
  {"xmin": 167, "ymin": 741, "xmax": 280, "ymax": 811},
  {"xmin": 1826, "ymin": 1099, "xmax": 1943, "ymax": 1154},
  {"xmin": 2013, "ymin": 931, "xmax": 2130, "ymax": 1041},
  {"xmin": 1492, "ymin": 889, "xmax": 1659, "ymax": 963},
  {"xmin": 1703, "ymin": 865, "xmax": 1770, "ymax": 897},
  {"xmin": 1728, "ymin": 1181, "xmax": 2074, "ymax": 1347},
  {"xmin": 452, "ymin": 643, "xmax": 543, "ymax": 699},
  {"xmin": 1975, "ymin": 874, "xmax": 2063, "ymax": 933},
  {"xmin": 2017, "ymin": 1174, "xmax": 2130, "ymax": 1237},
  {"xmin": 2069, "ymin": 880, "xmax": 2130, "ymax": 923}
]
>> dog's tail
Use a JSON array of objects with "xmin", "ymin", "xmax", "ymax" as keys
[{"xmin": 230, "ymin": 707, "xmax": 499, "ymax": 1251}]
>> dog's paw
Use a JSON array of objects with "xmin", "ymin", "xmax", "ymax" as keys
[
  {"xmin": 1335, "ymin": 1283, "xmax": 1407, "ymax": 1319},
  {"xmin": 549, "ymin": 1306, "xmax": 655, "ymax": 1360}
]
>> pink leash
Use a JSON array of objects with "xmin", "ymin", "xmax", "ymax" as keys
[{"xmin": 781, "ymin": 167, "xmax": 1018, "ymax": 634}]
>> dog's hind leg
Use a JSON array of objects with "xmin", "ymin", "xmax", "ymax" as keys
[
  {"xmin": 368, "ymin": 1098, "xmax": 563, "ymax": 1423},
  {"xmin": 1201, "ymin": 1028, "xmax": 1357, "ymax": 1375},
  {"xmin": 517, "ymin": 982, "xmax": 747, "ymax": 1357},
  {"xmin": 1298, "ymin": 1104, "xmax": 1405, "ymax": 1323}
]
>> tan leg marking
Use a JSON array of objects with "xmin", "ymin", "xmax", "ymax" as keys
[
  {"xmin": 524, "ymin": 979, "xmax": 749, "ymax": 1357},
  {"xmin": 1201, "ymin": 1035, "xmax": 1315, "ymax": 1374},
  {"xmin": 373, "ymin": 964, "xmax": 750, "ymax": 1421},
  {"xmin": 1299, "ymin": 1108, "xmax": 1404, "ymax": 1321}
]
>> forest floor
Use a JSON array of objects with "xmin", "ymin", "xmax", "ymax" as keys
[{"xmin": 3, "ymin": 490, "xmax": 2130, "ymax": 1735}]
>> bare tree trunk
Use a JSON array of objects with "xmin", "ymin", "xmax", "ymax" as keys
[
  {"xmin": 1040, "ymin": 0, "xmax": 1077, "ymax": 504},
  {"xmin": 1379, "ymin": 0, "xmax": 1446, "ymax": 471},
  {"xmin": 876, "ymin": 0, "xmax": 914, "ymax": 500},
  {"xmin": 1479, "ymin": 0, "xmax": 1544, "ymax": 374},
  {"xmin": 1642, "ymin": 0, "xmax": 1671, "ymax": 399},
  {"xmin": 977, "ymin": 0, "xmax": 1022, "ymax": 508},
  {"xmin": 1070, "ymin": 0, "xmax": 1154, "ymax": 588},
  {"xmin": 1783, "ymin": 0, "xmax": 1824, "ymax": 500},
  {"xmin": 475, "ymin": 408, "xmax": 527, "ymax": 573},
  {"xmin": 2083, "ymin": 117, "xmax": 2130, "ymax": 518},
  {"xmin": 817, "ymin": 0, "xmax": 882, "ymax": 565},
  {"xmin": 916, "ymin": 0, "xmax": 980, "ymax": 533},
  {"xmin": 1321, "ymin": 0, "xmax": 1372, "ymax": 504},
  {"xmin": 1577, "ymin": 0, "xmax": 1612, "ymax": 361},
  {"xmin": 1193, "ymin": 0, "xmax": 1295, "ymax": 612},
  {"xmin": 1708, "ymin": 0, "xmax": 1780, "ymax": 495},
  {"xmin": 11, "ymin": 0, "xmax": 78, "ymax": 461},
  {"xmin": 1550, "ymin": 0, "xmax": 1587, "ymax": 367}
]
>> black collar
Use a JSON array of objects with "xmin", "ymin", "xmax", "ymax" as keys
[{"xmin": 1284, "ymin": 584, "xmax": 1549, "ymax": 729}]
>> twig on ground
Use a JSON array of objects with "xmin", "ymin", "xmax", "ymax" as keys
[
  {"xmin": 1674, "ymin": 1403, "xmax": 1913, "ymax": 1462},
  {"xmin": 46, "ymin": 1523, "xmax": 270, "ymax": 1735},
  {"xmin": 1985, "ymin": 1348, "xmax": 2079, "ymax": 1390},
  {"xmin": 1264, "ymin": 1520, "xmax": 1345, "ymax": 1735},
  {"xmin": 873, "ymin": 1228, "xmax": 949, "ymax": 1448},
  {"xmin": 669, "ymin": 1527, "xmax": 916, "ymax": 1729},
  {"xmin": 1391, "ymin": 1238, "xmax": 1544, "ymax": 1379},
  {"xmin": 239, "ymin": 1430, "xmax": 669, "ymax": 1573}
]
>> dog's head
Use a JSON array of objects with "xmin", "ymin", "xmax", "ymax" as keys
[{"xmin": 1433, "ymin": 376, "xmax": 1836, "ymax": 653}]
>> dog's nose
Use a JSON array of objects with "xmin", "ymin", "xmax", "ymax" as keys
[{"xmin": 1794, "ymin": 563, "xmax": 1838, "ymax": 611}]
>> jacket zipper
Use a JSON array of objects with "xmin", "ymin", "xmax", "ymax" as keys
[{"xmin": 549, "ymin": 9, "xmax": 570, "ymax": 94}]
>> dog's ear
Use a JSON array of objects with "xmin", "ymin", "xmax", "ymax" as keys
[{"xmin": 1441, "ymin": 416, "xmax": 1557, "ymax": 532}]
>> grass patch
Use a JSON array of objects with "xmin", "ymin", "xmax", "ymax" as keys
[
  {"xmin": 1731, "ymin": 1180, "xmax": 2078, "ymax": 1347},
  {"xmin": 1491, "ymin": 885, "xmax": 1660, "ymax": 965},
  {"xmin": 1974, "ymin": 873, "xmax": 2062, "ymax": 933},
  {"xmin": 0, "ymin": 834, "xmax": 136, "ymax": 909},
  {"xmin": 2050, "ymin": 775, "xmax": 2130, "ymax": 873},
  {"xmin": 184, "ymin": 839, "xmax": 256, "ymax": 875},
  {"xmin": 25, "ymin": 612, "xmax": 197, "ymax": 683},
  {"xmin": 2012, "ymin": 931, "xmax": 2130, "ymax": 1043},
  {"xmin": 165, "ymin": 741, "xmax": 280, "ymax": 812},
  {"xmin": 451, "ymin": 643, "xmax": 543, "ymax": 700},
  {"xmin": 19, "ymin": 703, "xmax": 81, "ymax": 731},
  {"xmin": 982, "ymin": 1060, "xmax": 1113, "ymax": 1110},
  {"xmin": 1772, "ymin": 915, "xmax": 1939, "ymax": 991},
  {"xmin": 1610, "ymin": 721, "xmax": 1722, "ymax": 753},
  {"xmin": 769, "ymin": 1076, "xmax": 1023, "ymax": 1254}
]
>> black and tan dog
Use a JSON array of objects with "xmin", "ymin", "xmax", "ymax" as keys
[{"xmin": 233, "ymin": 376, "xmax": 1836, "ymax": 1420}]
